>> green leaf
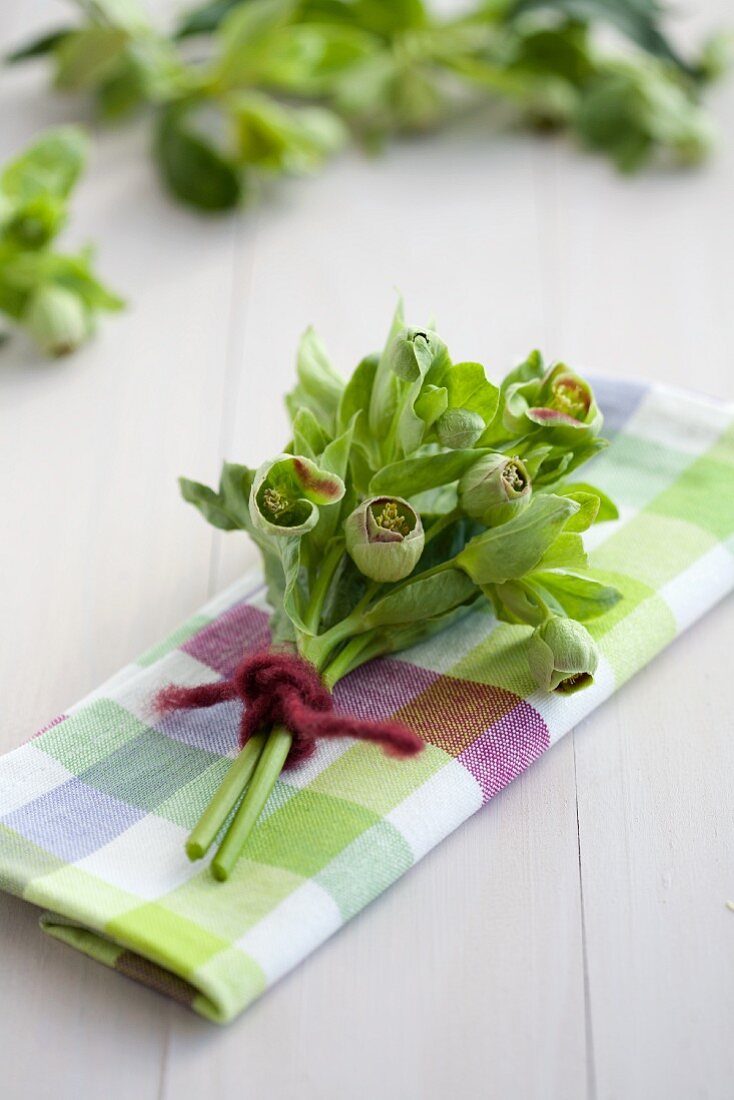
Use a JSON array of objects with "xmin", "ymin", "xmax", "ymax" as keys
[
  {"xmin": 559, "ymin": 481, "xmax": 620, "ymax": 522},
  {"xmin": 179, "ymin": 462, "xmax": 255, "ymax": 531},
  {"xmin": 413, "ymin": 384, "xmax": 448, "ymax": 429},
  {"xmin": 291, "ymin": 406, "xmax": 330, "ymax": 458},
  {"xmin": 512, "ymin": 0, "xmax": 696, "ymax": 78},
  {"xmin": 310, "ymin": 414, "xmax": 356, "ymax": 546},
  {"xmin": 214, "ymin": 0, "xmax": 296, "ymax": 87},
  {"xmin": 457, "ymin": 493, "xmax": 579, "ymax": 584},
  {"xmin": 535, "ymin": 531, "xmax": 588, "ymax": 571},
  {"xmin": 530, "ymin": 570, "xmax": 622, "ymax": 621},
  {"xmin": 2, "ymin": 127, "xmax": 88, "ymax": 202},
  {"xmin": 286, "ymin": 325, "xmax": 344, "ymax": 433},
  {"xmin": 5, "ymin": 27, "xmax": 74, "ymax": 64},
  {"xmin": 229, "ymin": 92, "xmax": 345, "ymax": 174},
  {"xmin": 252, "ymin": 23, "xmax": 380, "ymax": 95},
  {"xmin": 0, "ymin": 249, "xmax": 123, "ymax": 313},
  {"xmin": 337, "ymin": 352, "xmax": 378, "ymax": 433},
  {"xmin": 176, "ymin": 0, "xmax": 240, "ymax": 39},
  {"xmin": 444, "ymin": 361, "xmax": 499, "ymax": 423},
  {"xmin": 363, "ymin": 568, "xmax": 476, "ymax": 628},
  {"xmin": 154, "ymin": 108, "xmax": 242, "ymax": 211},
  {"xmin": 279, "ymin": 535, "xmax": 311, "ymax": 634},
  {"xmin": 54, "ymin": 27, "xmax": 129, "ymax": 91},
  {"xmin": 369, "ymin": 448, "xmax": 488, "ymax": 497},
  {"xmin": 533, "ymin": 438, "xmax": 608, "ymax": 486},
  {"xmin": 558, "ymin": 490, "xmax": 600, "ymax": 532}
]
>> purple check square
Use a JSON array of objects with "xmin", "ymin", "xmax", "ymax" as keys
[
  {"xmin": 182, "ymin": 602, "xmax": 270, "ymax": 676},
  {"xmin": 2, "ymin": 777, "xmax": 145, "ymax": 861},
  {"xmin": 157, "ymin": 699, "xmax": 241, "ymax": 755}
]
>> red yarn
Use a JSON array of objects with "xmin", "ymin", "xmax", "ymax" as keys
[{"xmin": 155, "ymin": 650, "xmax": 423, "ymax": 768}]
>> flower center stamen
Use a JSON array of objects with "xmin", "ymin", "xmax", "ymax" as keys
[
  {"xmin": 374, "ymin": 501, "xmax": 409, "ymax": 535},
  {"xmin": 264, "ymin": 488, "xmax": 290, "ymax": 517},
  {"xmin": 502, "ymin": 458, "xmax": 527, "ymax": 493},
  {"xmin": 548, "ymin": 379, "xmax": 589, "ymax": 419}
]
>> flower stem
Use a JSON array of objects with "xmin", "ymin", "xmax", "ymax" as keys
[
  {"xmin": 185, "ymin": 733, "xmax": 266, "ymax": 860},
  {"xmin": 322, "ymin": 632, "xmax": 378, "ymax": 689},
  {"xmin": 303, "ymin": 539, "xmax": 344, "ymax": 634},
  {"xmin": 211, "ymin": 726, "xmax": 292, "ymax": 881}
]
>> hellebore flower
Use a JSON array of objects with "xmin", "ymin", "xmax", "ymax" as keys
[
  {"xmin": 459, "ymin": 453, "xmax": 532, "ymax": 526},
  {"xmin": 345, "ymin": 496, "xmax": 425, "ymax": 582},
  {"xmin": 24, "ymin": 283, "xmax": 90, "ymax": 357},
  {"xmin": 436, "ymin": 407, "xmax": 485, "ymax": 449},
  {"xmin": 504, "ymin": 364, "xmax": 602, "ymax": 443},
  {"xmin": 250, "ymin": 454, "xmax": 345, "ymax": 537},
  {"xmin": 527, "ymin": 617, "xmax": 599, "ymax": 694}
]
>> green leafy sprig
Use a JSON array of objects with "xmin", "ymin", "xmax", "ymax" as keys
[
  {"xmin": 179, "ymin": 303, "xmax": 621, "ymax": 877},
  {"xmin": 7, "ymin": 0, "xmax": 728, "ymax": 212},
  {"xmin": 0, "ymin": 127, "xmax": 122, "ymax": 356}
]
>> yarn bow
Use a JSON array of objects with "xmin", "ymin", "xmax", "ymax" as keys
[{"xmin": 156, "ymin": 650, "xmax": 423, "ymax": 767}]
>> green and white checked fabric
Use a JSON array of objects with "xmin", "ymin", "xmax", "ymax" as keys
[{"xmin": 1, "ymin": 379, "xmax": 732, "ymax": 1023}]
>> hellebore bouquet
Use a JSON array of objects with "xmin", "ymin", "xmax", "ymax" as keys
[{"xmin": 167, "ymin": 304, "xmax": 620, "ymax": 879}]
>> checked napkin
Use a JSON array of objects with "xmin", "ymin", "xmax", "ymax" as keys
[{"xmin": 1, "ymin": 379, "xmax": 733, "ymax": 1023}]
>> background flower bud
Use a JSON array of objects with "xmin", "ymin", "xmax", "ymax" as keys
[
  {"xmin": 527, "ymin": 617, "xmax": 599, "ymax": 694},
  {"xmin": 24, "ymin": 283, "xmax": 90, "ymax": 357},
  {"xmin": 250, "ymin": 454, "xmax": 345, "ymax": 537},
  {"xmin": 459, "ymin": 453, "xmax": 531, "ymax": 526},
  {"xmin": 436, "ymin": 407, "xmax": 485, "ymax": 449},
  {"xmin": 345, "ymin": 495, "xmax": 425, "ymax": 582}
]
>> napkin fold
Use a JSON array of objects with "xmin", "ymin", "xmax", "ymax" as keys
[{"xmin": 1, "ymin": 379, "xmax": 732, "ymax": 1022}]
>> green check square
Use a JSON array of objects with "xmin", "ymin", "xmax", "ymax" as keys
[
  {"xmin": 453, "ymin": 622, "xmax": 537, "ymax": 696},
  {"xmin": 588, "ymin": 432, "xmax": 692, "ymax": 509},
  {"xmin": 106, "ymin": 902, "xmax": 229, "ymax": 976},
  {"xmin": 137, "ymin": 614, "xmax": 211, "ymax": 667},
  {"xmin": 243, "ymin": 788, "xmax": 380, "ymax": 878},
  {"xmin": 163, "ymin": 857, "xmax": 304, "ymax": 941},
  {"xmin": 156, "ymin": 757, "xmax": 233, "ymax": 829},
  {"xmin": 25, "ymin": 864, "xmax": 139, "ymax": 924},
  {"xmin": 80, "ymin": 729, "xmax": 220, "ymax": 812},
  {"xmin": 315, "ymin": 821, "xmax": 414, "ymax": 920},
  {"xmin": 590, "ymin": 512, "xmax": 716, "ymax": 588},
  {"xmin": 649, "ymin": 455, "xmax": 734, "ymax": 540},
  {"xmin": 309, "ymin": 740, "xmax": 448, "ymax": 816},
  {"xmin": 39, "ymin": 699, "xmax": 148, "ymax": 774},
  {"xmin": 193, "ymin": 947, "xmax": 266, "ymax": 1023},
  {"xmin": 0, "ymin": 823, "xmax": 64, "ymax": 894}
]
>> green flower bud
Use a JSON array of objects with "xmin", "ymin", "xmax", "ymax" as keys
[
  {"xmin": 436, "ymin": 407, "xmax": 485, "ymax": 449},
  {"xmin": 24, "ymin": 284, "xmax": 91, "ymax": 357},
  {"xmin": 385, "ymin": 328, "xmax": 438, "ymax": 382},
  {"xmin": 250, "ymin": 454, "xmax": 345, "ymax": 537},
  {"xmin": 527, "ymin": 617, "xmax": 599, "ymax": 695},
  {"xmin": 459, "ymin": 453, "xmax": 532, "ymax": 526},
  {"xmin": 345, "ymin": 496, "xmax": 425, "ymax": 582},
  {"xmin": 504, "ymin": 363, "xmax": 602, "ymax": 444}
]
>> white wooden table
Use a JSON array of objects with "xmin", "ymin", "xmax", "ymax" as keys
[{"xmin": 1, "ymin": 3, "xmax": 733, "ymax": 1097}]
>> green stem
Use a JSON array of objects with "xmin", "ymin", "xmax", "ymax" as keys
[
  {"xmin": 322, "ymin": 632, "xmax": 378, "ymax": 689},
  {"xmin": 185, "ymin": 733, "xmax": 266, "ymax": 860},
  {"xmin": 211, "ymin": 726, "xmax": 293, "ymax": 881},
  {"xmin": 303, "ymin": 539, "xmax": 344, "ymax": 634},
  {"xmin": 299, "ymin": 610, "xmax": 364, "ymax": 671}
]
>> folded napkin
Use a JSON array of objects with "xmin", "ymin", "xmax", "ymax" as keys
[{"xmin": 1, "ymin": 379, "xmax": 732, "ymax": 1023}]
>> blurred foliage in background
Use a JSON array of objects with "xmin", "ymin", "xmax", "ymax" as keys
[
  {"xmin": 0, "ymin": 127, "xmax": 122, "ymax": 356},
  {"xmin": 8, "ymin": 0, "xmax": 730, "ymax": 213}
]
